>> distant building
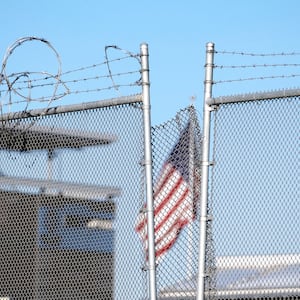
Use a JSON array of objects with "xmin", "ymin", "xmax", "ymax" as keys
[
  {"xmin": 0, "ymin": 184, "xmax": 118, "ymax": 299},
  {"xmin": 158, "ymin": 254, "xmax": 300, "ymax": 300},
  {"xmin": 0, "ymin": 123, "xmax": 119, "ymax": 299}
]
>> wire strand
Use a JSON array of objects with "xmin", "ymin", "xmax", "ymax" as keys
[
  {"xmin": 214, "ymin": 73, "xmax": 300, "ymax": 84},
  {"xmin": 215, "ymin": 50, "xmax": 300, "ymax": 56},
  {"xmin": 0, "ymin": 70, "xmax": 140, "ymax": 93},
  {"xmin": 214, "ymin": 63, "xmax": 300, "ymax": 69},
  {"xmin": 0, "ymin": 82, "xmax": 141, "ymax": 107}
]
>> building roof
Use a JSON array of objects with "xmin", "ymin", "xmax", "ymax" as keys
[
  {"xmin": 0, "ymin": 122, "xmax": 116, "ymax": 151},
  {"xmin": 0, "ymin": 175, "xmax": 121, "ymax": 201},
  {"xmin": 159, "ymin": 254, "xmax": 300, "ymax": 299}
]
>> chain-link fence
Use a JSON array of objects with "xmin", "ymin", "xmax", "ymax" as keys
[
  {"xmin": 154, "ymin": 95, "xmax": 299, "ymax": 300},
  {"xmin": 0, "ymin": 99, "xmax": 151, "ymax": 300},
  {"xmin": 143, "ymin": 106, "xmax": 202, "ymax": 299},
  {"xmin": 208, "ymin": 95, "xmax": 299, "ymax": 300},
  {"xmin": 2, "ymin": 37, "xmax": 298, "ymax": 300}
]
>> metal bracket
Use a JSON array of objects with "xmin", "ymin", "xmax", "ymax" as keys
[
  {"xmin": 200, "ymin": 272, "xmax": 211, "ymax": 278},
  {"xmin": 208, "ymin": 104, "xmax": 219, "ymax": 111},
  {"xmin": 201, "ymin": 161, "xmax": 215, "ymax": 167},
  {"xmin": 200, "ymin": 215, "xmax": 213, "ymax": 222},
  {"xmin": 141, "ymin": 263, "xmax": 158, "ymax": 272},
  {"xmin": 139, "ymin": 206, "xmax": 148, "ymax": 214},
  {"xmin": 141, "ymin": 265, "xmax": 149, "ymax": 272},
  {"xmin": 207, "ymin": 215, "xmax": 213, "ymax": 221},
  {"xmin": 139, "ymin": 159, "xmax": 152, "ymax": 166}
]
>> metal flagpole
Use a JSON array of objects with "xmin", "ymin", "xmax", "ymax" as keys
[
  {"xmin": 140, "ymin": 43, "xmax": 157, "ymax": 300},
  {"xmin": 196, "ymin": 42, "xmax": 215, "ymax": 300}
]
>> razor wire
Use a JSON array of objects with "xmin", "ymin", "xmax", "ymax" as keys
[
  {"xmin": 0, "ymin": 37, "xmax": 142, "ymax": 117},
  {"xmin": 0, "ymin": 37, "xmax": 64, "ymax": 115}
]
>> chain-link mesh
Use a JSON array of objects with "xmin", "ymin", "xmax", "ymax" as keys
[
  {"xmin": 0, "ymin": 99, "xmax": 148, "ymax": 300},
  {"xmin": 209, "ymin": 96, "xmax": 299, "ymax": 299},
  {"xmin": 147, "ymin": 106, "xmax": 202, "ymax": 299}
]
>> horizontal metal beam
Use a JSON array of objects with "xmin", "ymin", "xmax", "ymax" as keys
[
  {"xmin": 207, "ymin": 88, "xmax": 300, "ymax": 106},
  {"xmin": 0, "ymin": 94, "xmax": 143, "ymax": 121},
  {"xmin": 0, "ymin": 175, "xmax": 121, "ymax": 200}
]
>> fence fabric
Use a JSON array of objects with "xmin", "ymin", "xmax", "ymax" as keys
[
  {"xmin": 208, "ymin": 95, "xmax": 299, "ymax": 299},
  {"xmin": 0, "ymin": 99, "xmax": 150, "ymax": 300},
  {"xmin": 148, "ymin": 105, "xmax": 202, "ymax": 299}
]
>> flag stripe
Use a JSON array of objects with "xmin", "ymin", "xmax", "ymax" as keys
[
  {"xmin": 141, "ymin": 200, "xmax": 191, "ymax": 253},
  {"xmin": 135, "ymin": 121, "xmax": 200, "ymax": 261},
  {"xmin": 135, "ymin": 164, "xmax": 181, "ymax": 233},
  {"xmin": 154, "ymin": 179, "xmax": 191, "ymax": 233},
  {"xmin": 155, "ymin": 220, "xmax": 188, "ymax": 258},
  {"xmin": 144, "ymin": 204, "xmax": 192, "ymax": 256},
  {"xmin": 135, "ymin": 204, "xmax": 147, "ymax": 233},
  {"xmin": 154, "ymin": 187, "xmax": 190, "ymax": 234},
  {"xmin": 153, "ymin": 163, "xmax": 174, "ymax": 198},
  {"xmin": 154, "ymin": 172, "xmax": 184, "ymax": 217}
]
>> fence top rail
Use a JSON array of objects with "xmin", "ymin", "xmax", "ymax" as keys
[
  {"xmin": 0, "ymin": 94, "xmax": 143, "ymax": 121},
  {"xmin": 207, "ymin": 87, "xmax": 300, "ymax": 106}
]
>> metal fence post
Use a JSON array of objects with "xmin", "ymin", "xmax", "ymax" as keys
[
  {"xmin": 140, "ymin": 43, "xmax": 157, "ymax": 300},
  {"xmin": 196, "ymin": 42, "xmax": 215, "ymax": 300}
]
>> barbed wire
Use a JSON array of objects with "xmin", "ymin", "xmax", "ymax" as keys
[
  {"xmin": 0, "ymin": 83, "xmax": 140, "ymax": 108},
  {"xmin": 212, "ymin": 48, "xmax": 300, "ymax": 87},
  {"xmin": 0, "ymin": 70, "xmax": 140, "ymax": 94},
  {"xmin": 1, "ymin": 55, "xmax": 138, "ymax": 87},
  {"xmin": 105, "ymin": 45, "xmax": 141, "ymax": 92},
  {"xmin": 214, "ymin": 50, "xmax": 300, "ymax": 56},
  {"xmin": 62, "ymin": 55, "xmax": 136, "ymax": 76},
  {"xmin": 213, "ymin": 73, "xmax": 300, "ymax": 85},
  {"xmin": 214, "ymin": 63, "xmax": 300, "ymax": 69}
]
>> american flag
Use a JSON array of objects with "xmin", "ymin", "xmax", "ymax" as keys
[{"xmin": 135, "ymin": 122, "xmax": 200, "ymax": 260}]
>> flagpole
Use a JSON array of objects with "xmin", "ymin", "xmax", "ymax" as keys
[
  {"xmin": 196, "ymin": 42, "xmax": 215, "ymax": 300},
  {"xmin": 140, "ymin": 43, "xmax": 157, "ymax": 300}
]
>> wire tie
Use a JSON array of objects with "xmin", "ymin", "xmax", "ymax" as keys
[{"xmin": 201, "ymin": 161, "xmax": 215, "ymax": 166}]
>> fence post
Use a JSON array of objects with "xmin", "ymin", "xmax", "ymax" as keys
[
  {"xmin": 196, "ymin": 42, "xmax": 215, "ymax": 300},
  {"xmin": 140, "ymin": 43, "xmax": 157, "ymax": 300}
]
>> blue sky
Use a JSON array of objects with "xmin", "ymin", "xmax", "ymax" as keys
[{"xmin": 1, "ymin": 0, "xmax": 300, "ymax": 125}]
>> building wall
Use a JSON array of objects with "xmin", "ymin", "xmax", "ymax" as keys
[{"xmin": 0, "ymin": 190, "xmax": 114, "ymax": 300}]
